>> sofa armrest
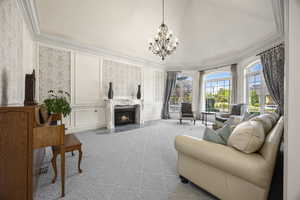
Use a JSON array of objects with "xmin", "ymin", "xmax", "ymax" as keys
[{"xmin": 175, "ymin": 135, "xmax": 271, "ymax": 188}]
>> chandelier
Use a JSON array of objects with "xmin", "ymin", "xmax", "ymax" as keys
[{"xmin": 148, "ymin": 0, "xmax": 179, "ymax": 60}]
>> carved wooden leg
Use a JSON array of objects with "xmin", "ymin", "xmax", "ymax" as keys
[
  {"xmin": 60, "ymin": 146, "xmax": 65, "ymax": 198},
  {"xmin": 51, "ymin": 152, "xmax": 58, "ymax": 184},
  {"xmin": 78, "ymin": 148, "xmax": 83, "ymax": 173},
  {"xmin": 179, "ymin": 175, "xmax": 189, "ymax": 184}
]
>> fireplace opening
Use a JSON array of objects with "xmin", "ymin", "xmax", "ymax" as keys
[{"xmin": 114, "ymin": 106, "xmax": 136, "ymax": 126}]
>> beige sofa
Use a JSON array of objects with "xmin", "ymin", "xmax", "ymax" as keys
[{"xmin": 175, "ymin": 116, "xmax": 283, "ymax": 200}]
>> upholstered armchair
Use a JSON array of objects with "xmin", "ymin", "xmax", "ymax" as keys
[
  {"xmin": 179, "ymin": 103, "xmax": 196, "ymax": 124},
  {"xmin": 215, "ymin": 104, "xmax": 246, "ymax": 128}
]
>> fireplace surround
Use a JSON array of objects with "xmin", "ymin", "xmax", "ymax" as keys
[{"xmin": 105, "ymin": 99, "xmax": 144, "ymax": 130}]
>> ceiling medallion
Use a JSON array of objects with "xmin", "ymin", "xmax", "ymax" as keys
[{"xmin": 148, "ymin": 0, "xmax": 179, "ymax": 61}]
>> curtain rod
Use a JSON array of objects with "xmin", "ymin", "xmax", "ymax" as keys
[
  {"xmin": 256, "ymin": 43, "xmax": 284, "ymax": 56},
  {"xmin": 198, "ymin": 63, "xmax": 237, "ymax": 72}
]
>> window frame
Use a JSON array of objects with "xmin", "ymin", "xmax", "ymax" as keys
[
  {"xmin": 203, "ymin": 71, "xmax": 232, "ymax": 113},
  {"xmin": 244, "ymin": 60, "xmax": 275, "ymax": 113},
  {"xmin": 169, "ymin": 73, "xmax": 193, "ymax": 113}
]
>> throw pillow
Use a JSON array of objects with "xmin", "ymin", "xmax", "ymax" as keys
[
  {"xmin": 250, "ymin": 115, "xmax": 273, "ymax": 133},
  {"xmin": 203, "ymin": 124, "xmax": 232, "ymax": 145},
  {"xmin": 228, "ymin": 120, "xmax": 265, "ymax": 154},
  {"xmin": 242, "ymin": 112, "xmax": 259, "ymax": 121}
]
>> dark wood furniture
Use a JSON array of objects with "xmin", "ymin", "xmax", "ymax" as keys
[
  {"xmin": 201, "ymin": 111, "xmax": 216, "ymax": 127},
  {"xmin": 0, "ymin": 106, "xmax": 66, "ymax": 200},
  {"xmin": 0, "ymin": 106, "xmax": 35, "ymax": 200},
  {"xmin": 179, "ymin": 103, "xmax": 196, "ymax": 124},
  {"xmin": 51, "ymin": 134, "xmax": 82, "ymax": 183},
  {"xmin": 33, "ymin": 123, "xmax": 65, "ymax": 197},
  {"xmin": 24, "ymin": 70, "xmax": 37, "ymax": 106}
]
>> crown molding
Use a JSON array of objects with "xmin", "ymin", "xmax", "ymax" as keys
[
  {"xmin": 17, "ymin": 0, "xmax": 40, "ymax": 35},
  {"xmin": 36, "ymin": 33, "xmax": 166, "ymax": 70},
  {"xmin": 165, "ymin": 31, "xmax": 283, "ymax": 71},
  {"xmin": 19, "ymin": 0, "xmax": 283, "ymax": 71}
]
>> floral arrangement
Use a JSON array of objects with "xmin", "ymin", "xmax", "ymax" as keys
[{"xmin": 43, "ymin": 90, "xmax": 71, "ymax": 117}]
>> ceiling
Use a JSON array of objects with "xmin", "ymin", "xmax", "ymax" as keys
[{"xmin": 34, "ymin": 0, "xmax": 278, "ymax": 69}]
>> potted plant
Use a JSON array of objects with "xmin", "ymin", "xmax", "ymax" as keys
[{"xmin": 43, "ymin": 90, "xmax": 71, "ymax": 124}]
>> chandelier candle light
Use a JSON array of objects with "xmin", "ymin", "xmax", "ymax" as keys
[{"xmin": 148, "ymin": 0, "xmax": 179, "ymax": 60}]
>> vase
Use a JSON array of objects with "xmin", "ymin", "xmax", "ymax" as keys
[
  {"xmin": 108, "ymin": 82, "xmax": 113, "ymax": 99},
  {"xmin": 137, "ymin": 84, "xmax": 141, "ymax": 99}
]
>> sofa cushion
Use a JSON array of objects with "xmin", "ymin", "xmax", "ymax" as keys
[
  {"xmin": 242, "ymin": 112, "xmax": 259, "ymax": 122},
  {"xmin": 203, "ymin": 124, "xmax": 232, "ymax": 145},
  {"xmin": 228, "ymin": 121, "xmax": 265, "ymax": 154},
  {"xmin": 265, "ymin": 112, "xmax": 279, "ymax": 124},
  {"xmin": 250, "ymin": 115, "xmax": 273, "ymax": 133}
]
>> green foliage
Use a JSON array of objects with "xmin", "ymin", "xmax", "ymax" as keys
[
  {"xmin": 250, "ymin": 90, "xmax": 259, "ymax": 106},
  {"xmin": 205, "ymin": 88, "xmax": 230, "ymax": 112},
  {"xmin": 43, "ymin": 90, "xmax": 71, "ymax": 117}
]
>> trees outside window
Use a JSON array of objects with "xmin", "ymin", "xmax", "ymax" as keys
[
  {"xmin": 169, "ymin": 74, "xmax": 193, "ymax": 112},
  {"xmin": 204, "ymin": 72, "xmax": 231, "ymax": 112},
  {"xmin": 245, "ymin": 61, "xmax": 277, "ymax": 113}
]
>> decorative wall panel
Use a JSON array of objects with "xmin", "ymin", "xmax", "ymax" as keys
[
  {"xmin": 39, "ymin": 46, "xmax": 71, "ymax": 102},
  {"xmin": 102, "ymin": 60, "xmax": 141, "ymax": 99},
  {"xmin": 74, "ymin": 53, "xmax": 101, "ymax": 104},
  {"xmin": 0, "ymin": 0, "xmax": 23, "ymax": 105}
]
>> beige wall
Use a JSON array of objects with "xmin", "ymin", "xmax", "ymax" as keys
[{"xmin": 284, "ymin": 0, "xmax": 300, "ymax": 199}]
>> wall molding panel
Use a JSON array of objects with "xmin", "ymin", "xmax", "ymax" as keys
[{"xmin": 36, "ymin": 43, "xmax": 165, "ymax": 132}]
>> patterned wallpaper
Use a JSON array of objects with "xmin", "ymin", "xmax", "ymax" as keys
[
  {"xmin": 0, "ymin": 0, "xmax": 23, "ymax": 105},
  {"xmin": 39, "ymin": 46, "xmax": 71, "ymax": 102},
  {"xmin": 102, "ymin": 59, "xmax": 142, "ymax": 98}
]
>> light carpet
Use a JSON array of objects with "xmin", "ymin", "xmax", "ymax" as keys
[{"xmin": 35, "ymin": 120, "xmax": 218, "ymax": 200}]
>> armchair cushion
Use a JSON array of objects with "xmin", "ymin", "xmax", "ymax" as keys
[
  {"xmin": 231, "ymin": 104, "xmax": 244, "ymax": 115},
  {"xmin": 216, "ymin": 116, "xmax": 229, "ymax": 123},
  {"xmin": 182, "ymin": 113, "xmax": 194, "ymax": 118}
]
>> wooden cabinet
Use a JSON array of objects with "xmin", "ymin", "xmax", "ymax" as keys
[{"xmin": 0, "ymin": 106, "xmax": 35, "ymax": 200}]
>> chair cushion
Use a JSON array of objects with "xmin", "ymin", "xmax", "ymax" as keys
[
  {"xmin": 250, "ymin": 114, "xmax": 273, "ymax": 133},
  {"xmin": 181, "ymin": 103, "xmax": 192, "ymax": 113},
  {"xmin": 182, "ymin": 113, "xmax": 194, "ymax": 118},
  {"xmin": 228, "ymin": 121, "xmax": 265, "ymax": 154},
  {"xmin": 231, "ymin": 104, "xmax": 243, "ymax": 115},
  {"xmin": 216, "ymin": 116, "xmax": 228, "ymax": 123},
  {"xmin": 203, "ymin": 124, "xmax": 232, "ymax": 145}
]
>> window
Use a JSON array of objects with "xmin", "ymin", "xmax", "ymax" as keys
[
  {"xmin": 245, "ymin": 61, "xmax": 276, "ymax": 113},
  {"xmin": 204, "ymin": 72, "xmax": 231, "ymax": 112},
  {"xmin": 169, "ymin": 73, "xmax": 193, "ymax": 112}
]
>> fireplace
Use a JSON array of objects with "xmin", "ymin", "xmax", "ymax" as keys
[{"xmin": 114, "ymin": 105, "xmax": 136, "ymax": 126}]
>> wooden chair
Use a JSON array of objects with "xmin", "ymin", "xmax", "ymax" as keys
[{"xmin": 51, "ymin": 134, "xmax": 83, "ymax": 183}]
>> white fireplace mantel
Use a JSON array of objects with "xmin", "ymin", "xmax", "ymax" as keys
[{"xmin": 104, "ymin": 98, "xmax": 144, "ymax": 130}]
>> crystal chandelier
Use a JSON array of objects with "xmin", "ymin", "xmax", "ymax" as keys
[{"xmin": 148, "ymin": 0, "xmax": 179, "ymax": 60}]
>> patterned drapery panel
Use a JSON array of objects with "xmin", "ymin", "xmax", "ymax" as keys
[{"xmin": 260, "ymin": 44, "xmax": 285, "ymax": 115}]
